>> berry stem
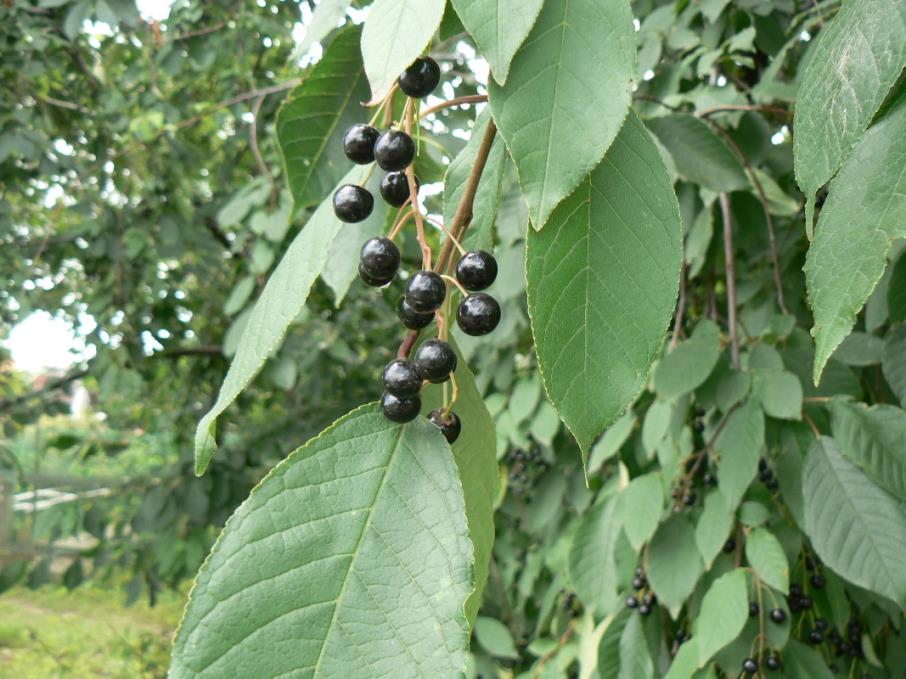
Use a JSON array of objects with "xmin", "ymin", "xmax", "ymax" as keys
[
  {"xmin": 419, "ymin": 94, "xmax": 489, "ymax": 119},
  {"xmin": 425, "ymin": 215, "xmax": 465, "ymax": 255},
  {"xmin": 446, "ymin": 371, "xmax": 460, "ymax": 413},
  {"xmin": 403, "ymin": 104, "xmax": 432, "ymax": 268},
  {"xmin": 388, "ymin": 207, "xmax": 415, "ymax": 240},
  {"xmin": 441, "ymin": 274, "xmax": 468, "ymax": 297}
]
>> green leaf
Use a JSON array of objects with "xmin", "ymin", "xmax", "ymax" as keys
[
  {"xmin": 488, "ymin": 0, "xmax": 636, "ymax": 229},
  {"xmin": 745, "ymin": 528, "xmax": 789, "ymax": 593},
  {"xmin": 665, "ymin": 569, "xmax": 748, "ymax": 679},
  {"xmin": 423, "ymin": 343, "xmax": 498, "ymax": 624},
  {"xmin": 647, "ymin": 515, "xmax": 703, "ymax": 613},
  {"xmin": 569, "ymin": 498, "xmax": 620, "ymax": 616},
  {"xmin": 831, "ymin": 400, "xmax": 906, "ymax": 502},
  {"xmin": 883, "ymin": 324, "xmax": 906, "ymax": 407},
  {"xmin": 276, "ymin": 26, "xmax": 370, "ymax": 211},
  {"xmin": 597, "ymin": 609, "xmax": 632, "ymax": 679},
  {"xmin": 655, "ymin": 320, "xmax": 721, "ymax": 400},
  {"xmin": 617, "ymin": 614, "xmax": 654, "ymax": 679},
  {"xmin": 525, "ymin": 111, "xmax": 682, "ymax": 456},
  {"xmin": 194, "ymin": 167, "xmax": 366, "ymax": 475},
  {"xmin": 802, "ymin": 437, "xmax": 906, "ymax": 606},
  {"xmin": 172, "ymin": 406, "xmax": 473, "ymax": 677},
  {"xmin": 442, "ymin": 108, "xmax": 508, "ymax": 253},
  {"xmin": 695, "ymin": 490, "xmax": 733, "ymax": 569},
  {"xmin": 588, "ymin": 411, "xmax": 636, "ymax": 474},
  {"xmin": 360, "ymin": 0, "xmax": 446, "ymax": 103},
  {"xmin": 646, "ymin": 114, "xmax": 748, "ymax": 193},
  {"xmin": 450, "ymin": 0, "xmax": 544, "ymax": 85},
  {"xmin": 783, "ymin": 640, "xmax": 835, "ymax": 679},
  {"xmin": 888, "ymin": 254, "xmax": 906, "ymax": 323},
  {"xmin": 833, "ymin": 332, "xmax": 886, "ymax": 367},
  {"xmin": 474, "ymin": 617, "xmax": 518, "ymax": 659},
  {"xmin": 752, "ymin": 370, "xmax": 802, "ymax": 421},
  {"xmin": 618, "ymin": 473, "xmax": 663, "ymax": 551},
  {"xmin": 716, "ymin": 401, "xmax": 765, "ymax": 511},
  {"xmin": 296, "ymin": 0, "xmax": 350, "ymax": 55},
  {"xmin": 805, "ymin": 93, "xmax": 906, "ymax": 383},
  {"xmin": 793, "ymin": 0, "xmax": 906, "ymax": 218}
]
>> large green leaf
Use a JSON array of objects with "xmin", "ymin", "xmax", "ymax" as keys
[
  {"xmin": 173, "ymin": 406, "xmax": 473, "ymax": 677},
  {"xmin": 783, "ymin": 640, "xmax": 835, "ymax": 679},
  {"xmin": 647, "ymin": 515, "xmax": 702, "ymax": 613},
  {"xmin": 695, "ymin": 490, "xmax": 733, "ymax": 569},
  {"xmin": 597, "ymin": 609, "xmax": 632, "ymax": 679},
  {"xmin": 883, "ymin": 324, "xmax": 906, "ymax": 407},
  {"xmin": 194, "ymin": 167, "xmax": 366, "ymax": 475},
  {"xmin": 665, "ymin": 569, "xmax": 748, "ymax": 679},
  {"xmin": 568, "ymin": 497, "xmax": 620, "ymax": 617},
  {"xmin": 802, "ymin": 437, "xmax": 906, "ymax": 606},
  {"xmin": 423, "ymin": 344, "xmax": 498, "ymax": 625},
  {"xmin": 442, "ymin": 108, "xmax": 508, "ymax": 252},
  {"xmin": 805, "ymin": 95, "xmax": 906, "ymax": 383},
  {"xmin": 525, "ymin": 112, "xmax": 682, "ymax": 455},
  {"xmin": 617, "ymin": 614, "xmax": 654, "ymax": 679},
  {"xmin": 831, "ymin": 400, "xmax": 906, "ymax": 501},
  {"xmin": 654, "ymin": 319, "xmax": 720, "ymax": 400},
  {"xmin": 793, "ymin": 0, "xmax": 906, "ymax": 226},
  {"xmin": 295, "ymin": 0, "xmax": 351, "ymax": 55},
  {"xmin": 618, "ymin": 472, "xmax": 663, "ymax": 551},
  {"xmin": 360, "ymin": 0, "xmax": 446, "ymax": 103},
  {"xmin": 276, "ymin": 26, "xmax": 370, "ymax": 211},
  {"xmin": 488, "ymin": 0, "xmax": 636, "ymax": 229},
  {"xmin": 715, "ymin": 400, "xmax": 765, "ymax": 511},
  {"xmin": 646, "ymin": 114, "xmax": 748, "ymax": 193},
  {"xmin": 450, "ymin": 0, "xmax": 543, "ymax": 85},
  {"xmin": 744, "ymin": 528, "xmax": 789, "ymax": 593}
]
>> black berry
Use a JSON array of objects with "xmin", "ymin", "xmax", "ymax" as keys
[
  {"xmin": 374, "ymin": 130, "xmax": 415, "ymax": 171},
  {"xmin": 815, "ymin": 618, "xmax": 828, "ymax": 631},
  {"xmin": 742, "ymin": 658, "xmax": 759, "ymax": 674},
  {"xmin": 343, "ymin": 123, "xmax": 380, "ymax": 164},
  {"xmin": 380, "ymin": 171, "xmax": 417, "ymax": 207},
  {"xmin": 799, "ymin": 595, "xmax": 813, "ymax": 610},
  {"xmin": 405, "ymin": 270, "xmax": 446, "ymax": 313},
  {"xmin": 809, "ymin": 629, "xmax": 824, "ymax": 644},
  {"xmin": 455, "ymin": 250, "xmax": 498, "ymax": 291},
  {"xmin": 723, "ymin": 538, "xmax": 736, "ymax": 553},
  {"xmin": 765, "ymin": 655, "xmax": 781, "ymax": 671},
  {"xmin": 382, "ymin": 359, "xmax": 421, "ymax": 398},
  {"xmin": 770, "ymin": 607, "xmax": 786, "ymax": 624},
  {"xmin": 456, "ymin": 293, "xmax": 501, "ymax": 336},
  {"xmin": 398, "ymin": 56, "xmax": 441, "ymax": 98},
  {"xmin": 682, "ymin": 491, "xmax": 697, "ymax": 507},
  {"xmin": 749, "ymin": 602, "xmax": 760, "ymax": 617},
  {"xmin": 632, "ymin": 576, "xmax": 646, "ymax": 590},
  {"xmin": 810, "ymin": 574, "xmax": 826, "ymax": 589},
  {"xmin": 359, "ymin": 237, "xmax": 400, "ymax": 286},
  {"xmin": 333, "ymin": 184, "xmax": 374, "ymax": 223},
  {"xmin": 380, "ymin": 391, "xmax": 421, "ymax": 423},
  {"xmin": 625, "ymin": 596, "xmax": 638, "ymax": 609},
  {"xmin": 427, "ymin": 408, "xmax": 461, "ymax": 444},
  {"xmin": 413, "ymin": 339, "xmax": 457, "ymax": 383},
  {"xmin": 397, "ymin": 296, "xmax": 434, "ymax": 329},
  {"xmin": 638, "ymin": 603, "xmax": 652, "ymax": 616}
]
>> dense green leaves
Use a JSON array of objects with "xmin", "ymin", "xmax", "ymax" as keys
[
  {"xmin": 654, "ymin": 320, "xmax": 720, "ymax": 400},
  {"xmin": 618, "ymin": 472, "xmax": 663, "ymax": 551},
  {"xmin": 569, "ymin": 498, "xmax": 620, "ymax": 616},
  {"xmin": 450, "ymin": 0, "xmax": 544, "ymax": 85},
  {"xmin": 173, "ymin": 407, "xmax": 474, "ymax": 677},
  {"xmin": 616, "ymin": 614, "xmax": 654, "ymax": 679},
  {"xmin": 488, "ymin": 0, "xmax": 636, "ymax": 229},
  {"xmin": 526, "ymin": 112, "xmax": 682, "ymax": 455},
  {"xmin": 794, "ymin": 0, "xmax": 906, "ymax": 224},
  {"xmin": 806, "ymin": 96, "xmax": 906, "ymax": 383},
  {"xmin": 803, "ymin": 437, "xmax": 906, "ymax": 606},
  {"xmin": 360, "ymin": 0, "xmax": 446, "ymax": 102},
  {"xmin": 647, "ymin": 515, "xmax": 702, "ymax": 613},
  {"xmin": 715, "ymin": 400, "xmax": 765, "ymax": 511},
  {"xmin": 744, "ymin": 528, "xmax": 788, "ymax": 593},
  {"xmin": 276, "ymin": 26, "xmax": 370, "ymax": 211},
  {"xmin": 695, "ymin": 490, "xmax": 733, "ymax": 569}
]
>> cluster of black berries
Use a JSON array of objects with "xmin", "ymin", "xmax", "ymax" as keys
[
  {"xmin": 625, "ymin": 567, "xmax": 657, "ymax": 615},
  {"xmin": 331, "ymin": 56, "xmax": 503, "ymax": 437},
  {"xmin": 506, "ymin": 444, "xmax": 547, "ymax": 496},
  {"xmin": 670, "ymin": 454, "xmax": 717, "ymax": 510},
  {"xmin": 758, "ymin": 457, "xmax": 780, "ymax": 491}
]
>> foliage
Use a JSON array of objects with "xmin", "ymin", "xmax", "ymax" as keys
[{"xmin": 4, "ymin": 0, "xmax": 906, "ymax": 678}]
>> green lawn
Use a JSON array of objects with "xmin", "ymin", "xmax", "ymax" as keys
[{"xmin": 0, "ymin": 584, "xmax": 184, "ymax": 678}]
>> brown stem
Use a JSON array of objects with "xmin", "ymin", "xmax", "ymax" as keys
[
  {"xmin": 250, "ymin": 94, "xmax": 278, "ymax": 205},
  {"xmin": 403, "ymin": 104, "xmax": 431, "ymax": 268},
  {"xmin": 419, "ymin": 94, "xmax": 488, "ymax": 119},
  {"xmin": 719, "ymin": 193, "xmax": 740, "ymax": 369}
]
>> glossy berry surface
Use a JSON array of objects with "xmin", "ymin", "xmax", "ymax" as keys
[
  {"xmin": 382, "ymin": 359, "xmax": 421, "ymax": 399},
  {"xmin": 765, "ymin": 656, "xmax": 781, "ymax": 671},
  {"xmin": 457, "ymin": 293, "xmax": 501, "ymax": 336},
  {"xmin": 405, "ymin": 270, "xmax": 446, "ymax": 313},
  {"xmin": 625, "ymin": 596, "xmax": 638, "ymax": 609},
  {"xmin": 722, "ymin": 538, "xmax": 736, "ymax": 553},
  {"xmin": 374, "ymin": 130, "xmax": 415, "ymax": 171},
  {"xmin": 342, "ymin": 123, "xmax": 380, "ymax": 164},
  {"xmin": 333, "ymin": 184, "xmax": 374, "ymax": 223},
  {"xmin": 749, "ymin": 602, "xmax": 759, "ymax": 617},
  {"xmin": 427, "ymin": 408, "xmax": 461, "ymax": 444},
  {"xmin": 359, "ymin": 237, "xmax": 400, "ymax": 286},
  {"xmin": 398, "ymin": 56, "xmax": 441, "ymax": 98},
  {"xmin": 413, "ymin": 339, "xmax": 457, "ymax": 383},
  {"xmin": 742, "ymin": 658, "xmax": 759, "ymax": 674},
  {"xmin": 769, "ymin": 607, "xmax": 786, "ymax": 623},
  {"xmin": 397, "ymin": 296, "xmax": 434, "ymax": 329},
  {"xmin": 380, "ymin": 171, "xmax": 416, "ymax": 207},
  {"xmin": 455, "ymin": 250, "xmax": 498, "ymax": 291},
  {"xmin": 380, "ymin": 391, "xmax": 421, "ymax": 423}
]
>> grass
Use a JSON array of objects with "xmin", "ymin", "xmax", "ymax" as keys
[{"xmin": 0, "ymin": 583, "xmax": 185, "ymax": 678}]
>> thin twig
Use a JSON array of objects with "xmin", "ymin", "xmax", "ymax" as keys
[
  {"xmin": 719, "ymin": 193, "xmax": 740, "ymax": 368},
  {"xmin": 697, "ymin": 104, "xmax": 791, "ymax": 118},
  {"xmin": 403, "ymin": 104, "xmax": 432, "ymax": 268},
  {"xmin": 419, "ymin": 94, "xmax": 488, "ymax": 119},
  {"xmin": 34, "ymin": 94, "xmax": 90, "ymax": 114},
  {"xmin": 250, "ymin": 95, "xmax": 278, "ymax": 204}
]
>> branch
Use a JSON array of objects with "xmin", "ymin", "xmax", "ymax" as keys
[
  {"xmin": 697, "ymin": 104, "xmax": 791, "ymax": 118},
  {"xmin": 34, "ymin": 94, "xmax": 90, "ymax": 114},
  {"xmin": 719, "ymin": 193, "xmax": 740, "ymax": 369},
  {"xmin": 249, "ymin": 94, "xmax": 278, "ymax": 203},
  {"xmin": 203, "ymin": 217, "xmax": 233, "ymax": 251},
  {"xmin": 157, "ymin": 345, "xmax": 223, "ymax": 358},
  {"xmin": 0, "ymin": 368, "xmax": 88, "ymax": 412},
  {"xmin": 419, "ymin": 94, "xmax": 488, "ymax": 119}
]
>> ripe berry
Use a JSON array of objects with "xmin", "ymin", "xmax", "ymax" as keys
[
  {"xmin": 342, "ymin": 123, "xmax": 380, "ymax": 164},
  {"xmin": 809, "ymin": 629, "xmax": 824, "ymax": 644},
  {"xmin": 765, "ymin": 655, "xmax": 781, "ymax": 671},
  {"xmin": 397, "ymin": 296, "xmax": 434, "ymax": 329},
  {"xmin": 380, "ymin": 171, "xmax": 417, "ymax": 207},
  {"xmin": 398, "ymin": 56, "xmax": 441, "ymax": 98},
  {"xmin": 702, "ymin": 471, "xmax": 716, "ymax": 486},
  {"xmin": 382, "ymin": 359, "xmax": 421, "ymax": 398},
  {"xmin": 815, "ymin": 618, "xmax": 828, "ymax": 631},
  {"xmin": 810, "ymin": 574, "xmax": 826, "ymax": 589},
  {"xmin": 625, "ymin": 596, "xmax": 638, "ymax": 609},
  {"xmin": 723, "ymin": 538, "xmax": 736, "ymax": 553},
  {"xmin": 682, "ymin": 491, "xmax": 697, "ymax": 507},
  {"xmin": 374, "ymin": 130, "xmax": 415, "ymax": 171},
  {"xmin": 333, "ymin": 184, "xmax": 374, "ymax": 223},
  {"xmin": 413, "ymin": 339, "xmax": 457, "ymax": 383},
  {"xmin": 455, "ymin": 250, "xmax": 498, "ymax": 291},
  {"xmin": 405, "ymin": 270, "xmax": 446, "ymax": 313},
  {"xmin": 749, "ymin": 602, "xmax": 760, "ymax": 617},
  {"xmin": 638, "ymin": 604, "xmax": 652, "ymax": 616},
  {"xmin": 380, "ymin": 391, "xmax": 421, "ymax": 423},
  {"xmin": 359, "ymin": 237, "xmax": 400, "ymax": 286},
  {"xmin": 632, "ymin": 576, "xmax": 646, "ymax": 590},
  {"xmin": 427, "ymin": 408, "xmax": 461, "ymax": 444},
  {"xmin": 799, "ymin": 595, "xmax": 813, "ymax": 610},
  {"xmin": 457, "ymin": 293, "xmax": 501, "ymax": 336},
  {"xmin": 742, "ymin": 658, "xmax": 759, "ymax": 674},
  {"xmin": 770, "ymin": 608, "xmax": 786, "ymax": 624}
]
